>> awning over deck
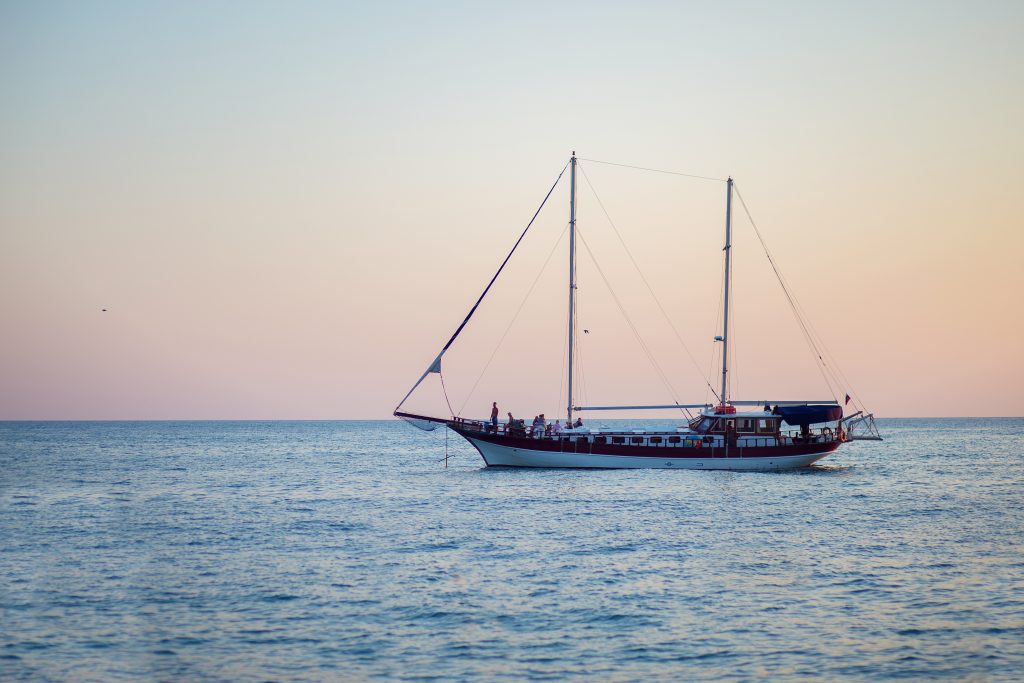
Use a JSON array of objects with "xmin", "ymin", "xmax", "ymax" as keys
[{"xmin": 772, "ymin": 404, "xmax": 843, "ymax": 426}]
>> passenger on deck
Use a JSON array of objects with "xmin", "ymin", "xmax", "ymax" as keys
[
  {"xmin": 506, "ymin": 412, "xmax": 514, "ymax": 432},
  {"xmin": 553, "ymin": 419, "xmax": 562, "ymax": 434},
  {"xmin": 536, "ymin": 414, "xmax": 547, "ymax": 437},
  {"xmin": 573, "ymin": 417, "xmax": 583, "ymax": 429},
  {"xmin": 764, "ymin": 403, "xmax": 772, "ymax": 412},
  {"xmin": 490, "ymin": 402, "xmax": 499, "ymax": 431}
]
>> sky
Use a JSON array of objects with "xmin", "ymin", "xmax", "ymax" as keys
[{"xmin": 1, "ymin": 1, "xmax": 1022, "ymax": 419}]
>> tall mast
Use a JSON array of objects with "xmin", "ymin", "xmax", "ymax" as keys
[
  {"xmin": 567, "ymin": 152, "xmax": 578, "ymax": 423},
  {"xmin": 720, "ymin": 177, "xmax": 733, "ymax": 405}
]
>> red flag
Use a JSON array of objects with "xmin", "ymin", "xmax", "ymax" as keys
[{"xmin": 844, "ymin": 394, "xmax": 851, "ymax": 405}]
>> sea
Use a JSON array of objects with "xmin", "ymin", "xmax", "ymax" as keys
[{"xmin": 1, "ymin": 418, "xmax": 1022, "ymax": 681}]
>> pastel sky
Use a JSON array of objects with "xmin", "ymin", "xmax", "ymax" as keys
[{"xmin": 2, "ymin": 1, "xmax": 1022, "ymax": 419}]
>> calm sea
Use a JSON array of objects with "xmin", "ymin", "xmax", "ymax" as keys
[{"xmin": 1, "ymin": 418, "xmax": 1022, "ymax": 681}]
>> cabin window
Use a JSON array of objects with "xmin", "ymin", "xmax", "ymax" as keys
[
  {"xmin": 758, "ymin": 419, "xmax": 774, "ymax": 433},
  {"xmin": 593, "ymin": 436, "xmax": 607, "ymax": 445},
  {"xmin": 612, "ymin": 436, "xmax": 625, "ymax": 444},
  {"xmin": 668, "ymin": 436, "xmax": 681, "ymax": 444},
  {"xmin": 737, "ymin": 418, "xmax": 755, "ymax": 432},
  {"xmin": 697, "ymin": 417, "xmax": 715, "ymax": 432},
  {"xmin": 649, "ymin": 436, "xmax": 663, "ymax": 444},
  {"xmin": 630, "ymin": 436, "xmax": 644, "ymax": 444}
]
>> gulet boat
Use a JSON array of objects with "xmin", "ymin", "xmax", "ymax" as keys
[{"xmin": 395, "ymin": 153, "xmax": 880, "ymax": 469}]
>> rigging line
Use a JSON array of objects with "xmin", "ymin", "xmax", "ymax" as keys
[
  {"xmin": 756, "ymin": 240, "xmax": 843, "ymax": 396},
  {"xmin": 727, "ymin": 238, "xmax": 738, "ymax": 401},
  {"xmin": 729, "ymin": 260, "xmax": 738, "ymax": 400},
  {"xmin": 395, "ymin": 160, "xmax": 569, "ymax": 413},
  {"xmin": 439, "ymin": 371, "xmax": 456, "ymax": 419},
  {"xmin": 570, "ymin": 193, "xmax": 590, "ymax": 418},
  {"xmin": 764, "ymin": 258, "xmax": 848, "ymax": 404},
  {"xmin": 573, "ymin": 296, "xmax": 579, "ymax": 406},
  {"xmin": 707, "ymin": 268, "xmax": 724, "ymax": 406},
  {"xmin": 557, "ymin": 274, "xmax": 573, "ymax": 419},
  {"xmin": 575, "ymin": 228, "xmax": 686, "ymax": 408},
  {"xmin": 789, "ymin": 291, "xmax": 852, "ymax": 394},
  {"xmin": 438, "ymin": 161, "xmax": 569, "ymax": 357},
  {"xmin": 579, "ymin": 158, "xmax": 726, "ymax": 183},
  {"xmin": 558, "ymin": 238, "xmax": 571, "ymax": 420},
  {"xmin": 823, "ymin": 344, "xmax": 865, "ymax": 408},
  {"xmin": 578, "ymin": 163, "xmax": 722, "ymax": 404},
  {"xmin": 576, "ymin": 290, "xmax": 590, "ymax": 412},
  {"xmin": 722, "ymin": 219, "xmax": 731, "ymax": 402},
  {"xmin": 732, "ymin": 184, "xmax": 840, "ymax": 401},
  {"xmin": 558, "ymin": 298, "xmax": 568, "ymax": 418},
  {"xmin": 802, "ymin": 312, "xmax": 867, "ymax": 410},
  {"xmin": 458, "ymin": 221, "xmax": 573, "ymax": 416},
  {"xmin": 762, "ymin": 241, "xmax": 863, "ymax": 405}
]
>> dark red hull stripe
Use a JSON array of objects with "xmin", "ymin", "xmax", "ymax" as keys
[{"xmin": 453, "ymin": 428, "xmax": 839, "ymax": 459}]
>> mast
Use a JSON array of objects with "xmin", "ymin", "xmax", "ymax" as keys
[
  {"xmin": 567, "ymin": 152, "xmax": 578, "ymax": 423},
  {"xmin": 720, "ymin": 177, "xmax": 733, "ymax": 405}
]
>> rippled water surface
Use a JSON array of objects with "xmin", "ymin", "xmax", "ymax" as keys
[{"xmin": 2, "ymin": 419, "xmax": 1022, "ymax": 680}]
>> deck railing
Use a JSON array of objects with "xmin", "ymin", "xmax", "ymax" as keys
[{"xmin": 462, "ymin": 420, "xmax": 840, "ymax": 446}]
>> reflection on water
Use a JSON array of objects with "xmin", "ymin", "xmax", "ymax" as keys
[{"xmin": 1, "ymin": 418, "xmax": 1022, "ymax": 681}]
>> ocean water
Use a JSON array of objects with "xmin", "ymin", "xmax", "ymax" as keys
[{"xmin": 1, "ymin": 418, "xmax": 1022, "ymax": 681}]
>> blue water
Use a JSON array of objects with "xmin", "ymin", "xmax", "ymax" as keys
[{"xmin": 1, "ymin": 419, "xmax": 1022, "ymax": 681}]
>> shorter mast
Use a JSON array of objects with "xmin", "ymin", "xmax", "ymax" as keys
[
  {"xmin": 567, "ymin": 152, "xmax": 578, "ymax": 424},
  {"xmin": 720, "ymin": 177, "xmax": 733, "ymax": 405}
]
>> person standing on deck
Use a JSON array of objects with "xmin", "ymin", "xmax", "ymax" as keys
[{"xmin": 490, "ymin": 402, "xmax": 499, "ymax": 432}]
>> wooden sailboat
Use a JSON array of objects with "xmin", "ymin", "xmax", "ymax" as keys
[{"xmin": 395, "ymin": 153, "xmax": 880, "ymax": 469}]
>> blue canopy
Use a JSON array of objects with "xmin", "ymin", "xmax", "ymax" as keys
[{"xmin": 773, "ymin": 404, "xmax": 843, "ymax": 426}]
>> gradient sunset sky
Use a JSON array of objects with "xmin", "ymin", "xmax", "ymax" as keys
[{"xmin": 2, "ymin": 1, "xmax": 1021, "ymax": 419}]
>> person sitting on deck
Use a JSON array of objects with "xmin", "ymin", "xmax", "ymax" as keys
[
  {"xmin": 553, "ymin": 419, "xmax": 562, "ymax": 434},
  {"xmin": 573, "ymin": 417, "xmax": 583, "ymax": 429},
  {"xmin": 795, "ymin": 424, "xmax": 810, "ymax": 443},
  {"xmin": 506, "ymin": 412, "xmax": 514, "ymax": 432},
  {"xmin": 764, "ymin": 403, "xmax": 772, "ymax": 412}
]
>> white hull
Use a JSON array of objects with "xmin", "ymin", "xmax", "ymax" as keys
[{"xmin": 466, "ymin": 435, "xmax": 832, "ymax": 471}]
